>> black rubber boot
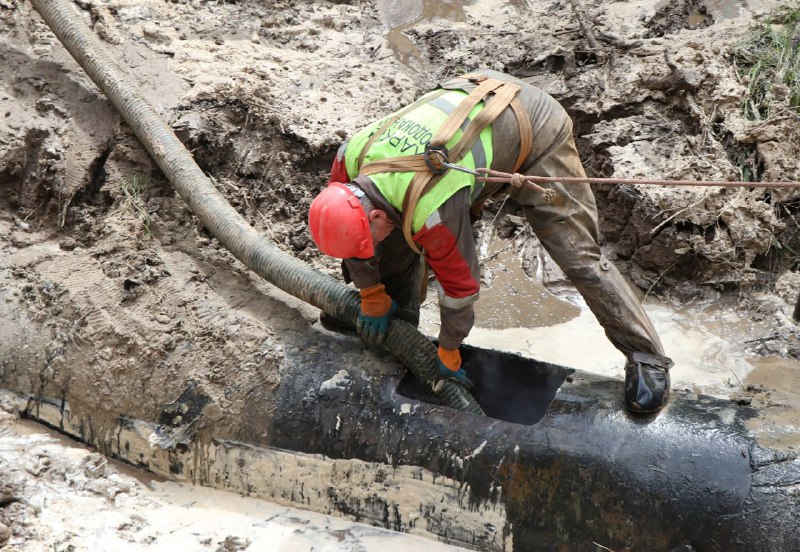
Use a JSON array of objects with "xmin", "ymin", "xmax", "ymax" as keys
[{"xmin": 625, "ymin": 352, "xmax": 674, "ymax": 413}]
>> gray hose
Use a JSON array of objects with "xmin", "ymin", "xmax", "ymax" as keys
[{"xmin": 30, "ymin": 0, "xmax": 483, "ymax": 415}]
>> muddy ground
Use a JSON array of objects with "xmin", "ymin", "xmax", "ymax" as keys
[
  {"xmin": 1, "ymin": 0, "xmax": 800, "ymax": 549},
  {"xmin": 0, "ymin": 406, "xmax": 470, "ymax": 551}
]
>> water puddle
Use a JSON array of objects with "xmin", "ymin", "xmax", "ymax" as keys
[
  {"xmin": 420, "ymin": 242, "xmax": 800, "ymax": 402},
  {"xmin": 687, "ymin": 9, "xmax": 713, "ymax": 29},
  {"xmin": 376, "ymin": 0, "xmax": 529, "ymax": 71},
  {"xmin": 473, "ymin": 250, "xmax": 581, "ymax": 329},
  {"xmin": 377, "ymin": 0, "xmax": 534, "ymax": 73},
  {"xmin": 377, "ymin": 0, "xmax": 467, "ymax": 71},
  {"xmin": 743, "ymin": 358, "xmax": 800, "ymax": 449},
  {"xmin": 703, "ymin": 0, "xmax": 742, "ymax": 20}
]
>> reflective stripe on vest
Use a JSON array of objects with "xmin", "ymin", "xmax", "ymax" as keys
[{"xmin": 345, "ymin": 90, "xmax": 494, "ymax": 233}]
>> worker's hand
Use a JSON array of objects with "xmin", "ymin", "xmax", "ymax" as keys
[
  {"xmin": 356, "ymin": 284, "xmax": 397, "ymax": 345},
  {"xmin": 434, "ymin": 346, "xmax": 473, "ymax": 389}
]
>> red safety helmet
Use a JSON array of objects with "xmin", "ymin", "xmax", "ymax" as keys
[{"xmin": 308, "ymin": 182, "xmax": 374, "ymax": 259}]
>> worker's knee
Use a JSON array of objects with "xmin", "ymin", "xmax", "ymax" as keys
[
  {"xmin": 535, "ymin": 219, "xmax": 603, "ymax": 271},
  {"xmin": 565, "ymin": 254, "xmax": 614, "ymax": 284}
]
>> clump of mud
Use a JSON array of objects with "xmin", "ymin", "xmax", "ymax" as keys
[{"xmin": 646, "ymin": 0, "xmax": 715, "ymax": 37}]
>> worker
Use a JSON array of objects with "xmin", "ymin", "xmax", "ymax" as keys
[{"xmin": 308, "ymin": 69, "xmax": 673, "ymax": 413}]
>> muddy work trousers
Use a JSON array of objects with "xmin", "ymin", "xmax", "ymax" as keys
[{"xmin": 484, "ymin": 123, "xmax": 667, "ymax": 361}]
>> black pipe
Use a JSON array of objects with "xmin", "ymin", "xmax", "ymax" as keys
[
  {"xmin": 263, "ymin": 341, "xmax": 800, "ymax": 551},
  {"xmin": 28, "ymin": 0, "xmax": 482, "ymax": 415},
  {"xmin": 17, "ymin": 333, "xmax": 795, "ymax": 551}
]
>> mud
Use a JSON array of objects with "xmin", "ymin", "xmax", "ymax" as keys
[
  {"xmin": 0, "ymin": 410, "xmax": 470, "ymax": 551},
  {"xmin": 2, "ymin": 0, "xmax": 800, "ymax": 549}
]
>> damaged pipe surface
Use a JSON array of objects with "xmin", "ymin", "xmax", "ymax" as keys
[{"xmin": 28, "ymin": 0, "xmax": 482, "ymax": 414}]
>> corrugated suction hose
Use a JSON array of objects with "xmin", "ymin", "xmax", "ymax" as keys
[{"xmin": 30, "ymin": 0, "xmax": 484, "ymax": 415}]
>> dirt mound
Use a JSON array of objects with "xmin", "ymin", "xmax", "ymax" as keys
[{"xmin": 3, "ymin": 0, "xmax": 799, "ymax": 288}]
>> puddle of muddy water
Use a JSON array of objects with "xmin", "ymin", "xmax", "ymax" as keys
[
  {"xmin": 743, "ymin": 358, "xmax": 800, "ymax": 449},
  {"xmin": 377, "ymin": 0, "xmax": 527, "ymax": 71},
  {"xmin": 377, "ymin": 0, "xmax": 467, "ymax": 70},
  {"xmin": 421, "ymin": 258, "xmax": 800, "ymax": 450},
  {"xmin": 420, "ymin": 242, "xmax": 800, "ymax": 404}
]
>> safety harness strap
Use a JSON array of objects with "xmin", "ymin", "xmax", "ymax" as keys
[
  {"xmin": 361, "ymin": 157, "xmax": 431, "ymax": 175},
  {"xmin": 446, "ymin": 82, "xmax": 520, "ymax": 167},
  {"xmin": 466, "ymin": 94, "xmax": 533, "ymax": 220},
  {"xmin": 452, "ymin": 73, "xmax": 533, "ymax": 174},
  {"xmin": 428, "ymin": 78, "xmax": 504, "ymax": 150},
  {"xmin": 361, "ymin": 79, "xmax": 503, "ymax": 178},
  {"xmin": 359, "ymin": 75, "xmax": 534, "ymax": 255},
  {"xmin": 510, "ymin": 97, "xmax": 532, "ymax": 173},
  {"xmin": 357, "ymin": 89, "xmax": 449, "ymax": 171}
]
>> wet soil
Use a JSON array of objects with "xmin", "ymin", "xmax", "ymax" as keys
[
  {"xmin": 1, "ymin": 0, "xmax": 800, "ymax": 549},
  {"xmin": 0, "ymin": 406, "xmax": 469, "ymax": 551}
]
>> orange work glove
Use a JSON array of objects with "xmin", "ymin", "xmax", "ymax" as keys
[
  {"xmin": 359, "ymin": 284, "xmax": 393, "ymax": 317},
  {"xmin": 436, "ymin": 346, "xmax": 472, "ymax": 388},
  {"xmin": 437, "ymin": 346, "xmax": 462, "ymax": 371},
  {"xmin": 356, "ymin": 284, "xmax": 396, "ymax": 344}
]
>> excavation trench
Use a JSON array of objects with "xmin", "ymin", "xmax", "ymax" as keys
[{"xmin": 2, "ymin": 1, "xmax": 799, "ymax": 551}]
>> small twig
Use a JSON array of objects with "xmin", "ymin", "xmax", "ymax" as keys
[
  {"xmin": 479, "ymin": 233, "xmax": 531, "ymax": 264},
  {"xmin": 488, "ymin": 196, "xmax": 510, "ymax": 227},
  {"xmin": 592, "ymin": 542, "xmax": 616, "ymax": 552},
  {"xmin": 477, "ymin": 195, "xmax": 509, "ymax": 259},
  {"xmin": 568, "ymin": 0, "xmax": 600, "ymax": 51},
  {"xmin": 650, "ymin": 193, "xmax": 710, "ymax": 235},
  {"xmin": 643, "ymin": 262, "xmax": 676, "ymax": 302},
  {"xmin": 744, "ymin": 334, "xmax": 780, "ymax": 345},
  {"xmin": 782, "ymin": 204, "xmax": 800, "ymax": 230},
  {"xmin": 729, "ymin": 369, "xmax": 746, "ymax": 392},
  {"xmin": 553, "ymin": 27, "xmax": 580, "ymax": 37},
  {"xmin": 22, "ymin": 201, "xmax": 46, "ymax": 223},
  {"xmin": 70, "ymin": 311, "xmax": 94, "ymax": 359},
  {"xmin": 596, "ymin": 31, "xmax": 642, "ymax": 50}
]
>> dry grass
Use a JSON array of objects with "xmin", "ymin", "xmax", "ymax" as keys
[
  {"xmin": 120, "ymin": 172, "xmax": 153, "ymax": 232},
  {"xmin": 735, "ymin": 5, "xmax": 800, "ymax": 121}
]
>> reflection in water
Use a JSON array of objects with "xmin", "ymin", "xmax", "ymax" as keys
[{"xmin": 475, "ymin": 253, "xmax": 581, "ymax": 329}]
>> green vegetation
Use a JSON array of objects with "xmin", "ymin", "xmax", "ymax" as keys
[
  {"xmin": 120, "ymin": 171, "xmax": 153, "ymax": 232},
  {"xmin": 734, "ymin": 5, "xmax": 800, "ymax": 121}
]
